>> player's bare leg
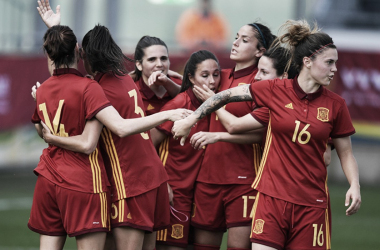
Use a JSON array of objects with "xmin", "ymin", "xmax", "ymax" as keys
[
  {"xmin": 113, "ymin": 227, "xmax": 145, "ymax": 250},
  {"xmin": 143, "ymin": 231, "xmax": 157, "ymax": 250},
  {"xmin": 40, "ymin": 235, "xmax": 66, "ymax": 250},
  {"xmin": 194, "ymin": 228, "xmax": 224, "ymax": 247},
  {"xmin": 76, "ymin": 232, "xmax": 106, "ymax": 250},
  {"xmin": 157, "ymin": 245, "xmax": 186, "ymax": 250},
  {"xmin": 227, "ymin": 226, "xmax": 251, "ymax": 248}
]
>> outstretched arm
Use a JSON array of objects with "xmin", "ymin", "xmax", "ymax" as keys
[
  {"xmin": 95, "ymin": 106, "xmax": 192, "ymax": 138},
  {"xmin": 333, "ymin": 136, "xmax": 361, "ymax": 216},
  {"xmin": 41, "ymin": 119, "xmax": 103, "ymax": 155},
  {"xmin": 37, "ymin": 0, "xmax": 61, "ymax": 28},
  {"xmin": 190, "ymin": 130, "xmax": 264, "ymax": 150},
  {"xmin": 172, "ymin": 84, "xmax": 252, "ymax": 145}
]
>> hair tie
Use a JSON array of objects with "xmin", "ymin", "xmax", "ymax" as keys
[
  {"xmin": 308, "ymin": 43, "xmax": 333, "ymax": 58},
  {"xmin": 251, "ymin": 23, "xmax": 267, "ymax": 49}
]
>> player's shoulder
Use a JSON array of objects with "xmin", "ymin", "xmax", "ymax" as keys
[
  {"xmin": 161, "ymin": 92, "xmax": 189, "ymax": 110},
  {"xmin": 322, "ymin": 87, "xmax": 346, "ymax": 105}
]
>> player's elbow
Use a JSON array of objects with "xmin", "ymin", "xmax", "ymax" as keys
[{"xmin": 82, "ymin": 143, "xmax": 97, "ymax": 155}]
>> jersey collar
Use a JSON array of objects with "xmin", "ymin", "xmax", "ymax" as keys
[
  {"xmin": 293, "ymin": 76, "xmax": 324, "ymax": 101},
  {"xmin": 229, "ymin": 64, "xmax": 257, "ymax": 79},
  {"xmin": 53, "ymin": 68, "xmax": 84, "ymax": 77},
  {"xmin": 137, "ymin": 77, "xmax": 156, "ymax": 99},
  {"xmin": 186, "ymin": 88, "xmax": 202, "ymax": 108}
]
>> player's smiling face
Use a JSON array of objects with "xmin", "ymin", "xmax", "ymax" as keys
[
  {"xmin": 309, "ymin": 48, "xmax": 338, "ymax": 86},
  {"xmin": 230, "ymin": 25, "xmax": 262, "ymax": 65},
  {"xmin": 190, "ymin": 59, "xmax": 220, "ymax": 93},
  {"xmin": 137, "ymin": 45, "xmax": 170, "ymax": 83}
]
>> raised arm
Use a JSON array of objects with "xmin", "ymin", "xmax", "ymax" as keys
[
  {"xmin": 41, "ymin": 119, "xmax": 103, "ymax": 155},
  {"xmin": 333, "ymin": 136, "xmax": 361, "ymax": 216},
  {"xmin": 148, "ymin": 71, "xmax": 181, "ymax": 98},
  {"xmin": 95, "ymin": 106, "xmax": 192, "ymax": 138},
  {"xmin": 172, "ymin": 84, "xmax": 252, "ymax": 145},
  {"xmin": 37, "ymin": 0, "xmax": 61, "ymax": 28}
]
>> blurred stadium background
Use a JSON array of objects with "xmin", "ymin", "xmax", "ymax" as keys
[{"xmin": 0, "ymin": 0, "xmax": 379, "ymax": 249}]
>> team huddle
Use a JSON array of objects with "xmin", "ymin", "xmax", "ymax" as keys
[{"xmin": 28, "ymin": 1, "xmax": 361, "ymax": 250}]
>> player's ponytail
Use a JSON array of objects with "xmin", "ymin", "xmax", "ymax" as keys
[
  {"xmin": 43, "ymin": 25, "xmax": 77, "ymax": 69},
  {"xmin": 82, "ymin": 24, "xmax": 132, "ymax": 77}
]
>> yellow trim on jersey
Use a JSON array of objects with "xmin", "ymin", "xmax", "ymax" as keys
[
  {"xmin": 156, "ymin": 229, "xmax": 167, "ymax": 241},
  {"xmin": 249, "ymin": 192, "xmax": 260, "ymax": 238},
  {"xmin": 324, "ymin": 177, "xmax": 331, "ymax": 249},
  {"xmin": 252, "ymin": 115, "xmax": 272, "ymax": 189},
  {"xmin": 99, "ymin": 192, "xmax": 107, "ymax": 227},
  {"xmin": 118, "ymin": 199, "xmax": 125, "ymax": 223},
  {"xmin": 252, "ymin": 144, "xmax": 262, "ymax": 175},
  {"xmin": 101, "ymin": 128, "xmax": 126, "ymax": 199},
  {"xmin": 89, "ymin": 148, "xmax": 103, "ymax": 193},
  {"xmin": 159, "ymin": 137, "xmax": 170, "ymax": 166}
]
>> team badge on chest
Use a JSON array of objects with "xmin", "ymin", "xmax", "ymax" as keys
[
  {"xmin": 171, "ymin": 224, "xmax": 184, "ymax": 239},
  {"xmin": 317, "ymin": 107, "xmax": 329, "ymax": 122},
  {"xmin": 252, "ymin": 219, "xmax": 265, "ymax": 234}
]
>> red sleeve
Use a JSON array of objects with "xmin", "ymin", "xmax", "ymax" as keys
[
  {"xmin": 249, "ymin": 80, "xmax": 274, "ymax": 107},
  {"xmin": 157, "ymin": 94, "xmax": 186, "ymax": 134},
  {"xmin": 84, "ymin": 81, "xmax": 112, "ymax": 120},
  {"xmin": 31, "ymin": 106, "xmax": 41, "ymax": 124},
  {"xmin": 330, "ymin": 100, "xmax": 355, "ymax": 138},
  {"xmin": 251, "ymin": 107, "xmax": 269, "ymax": 126}
]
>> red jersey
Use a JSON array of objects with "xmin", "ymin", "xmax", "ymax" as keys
[
  {"xmin": 249, "ymin": 78, "xmax": 355, "ymax": 208},
  {"xmin": 135, "ymin": 77, "xmax": 182, "ymax": 116},
  {"xmin": 95, "ymin": 73, "xmax": 168, "ymax": 201},
  {"xmin": 31, "ymin": 68, "xmax": 111, "ymax": 194},
  {"xmin": 198, "ymin": 64, "xmax": 262, "ymax": 185},
  {"xmin": 156, "ymin": 89, "xmax": 210, "ymax": 208}
]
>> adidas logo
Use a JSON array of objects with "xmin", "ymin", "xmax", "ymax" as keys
[
  {"xmin": 147, "ymin": 104, "xmax": 155, "ymax": 110},
  {"xmin": 127, "ymin": 213, "xmax": 132, "ymax": 219},
  {"xmin": 285, "ymin": 103, "xmax": 293, "ymax": 109}
]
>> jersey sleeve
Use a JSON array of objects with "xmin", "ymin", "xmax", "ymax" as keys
[
  {"xmin": 83, "ymin": 81, "xmax": 112, "ymax": 120},
  {"xmin": 157, "ymin": 94, "xmax": 186, "ymax": 135},
  {"xmin": 251, "ymin": 107, "xmax": 269, "ymax": 126},
  {"xmin": 330, "ymin": 100, "xmax": 355, "ymax": 138},
  {"xmin": 31, "ymin": 107, "xmax": 41, "ymax": 123},
  {"xmin": 248, "ymin": 80, "xmax": 273, "ymax": 108}
]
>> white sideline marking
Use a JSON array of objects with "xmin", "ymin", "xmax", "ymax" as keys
[{"xmin": 0, "ymin": 197, "xmax": 32, "ymax": 211}]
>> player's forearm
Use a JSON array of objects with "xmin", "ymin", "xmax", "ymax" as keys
[
  {"xmin": 334, "ymin": 137, "xmax": 360, "ymax": 186},
  {"xmin": 162, "ymin": 78, "xmax": 181, "ymax": 98},
  {"xmin": 45, "ymin": 134, "xmax": 97, "ymax": 155},
  {"xmin": 217, "ymin": 130, "xmax": 263, "ymax": 144},
  {"xmin": 35, "ymin": 124, "xmax": 43, "ymax": 138},
  {"xmin": 215, "ymin": 109, "xmax": 240, "ymax": 134}
]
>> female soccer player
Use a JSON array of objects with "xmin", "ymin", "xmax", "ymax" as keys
[
  {"xmin": 175, "ymin": 22, "xmax": 275, "ymax": 250},
  {"xmin": 149, "ymin": 50, "xmax": 221, "ymax": 250},
  {"xmin": 131, "ymin": 35, "xmax": 182, "ymax": 115},
  {"xmin": 172, "ymin": 19, "xmax": 361, "ymax": 250}
]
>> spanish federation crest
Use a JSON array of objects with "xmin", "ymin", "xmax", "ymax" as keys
[
  {"xmin": 171, "ymin": 224, "xmax": 184, "ymax": 239},
  {"xmin": 253, "ymin": 219, "xmax": 265, "ymax": 234},
  {"xmin": 317, "ymin": 107, "xmax": 329, "ymax": 122}
]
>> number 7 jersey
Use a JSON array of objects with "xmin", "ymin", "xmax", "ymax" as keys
[{"xmin": 248, "ymin": 78, "xmax": 355, "ymax": 208}]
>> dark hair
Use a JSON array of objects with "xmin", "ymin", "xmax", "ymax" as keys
[
  {"xmin": 181, "ymin": 50, "xmax": 219, "ymax": 93},
  {"xmin": 276, "ymin": 20, "xmax": 336, "ymax": 73},
  {"xmin": 133, "ymin": 36, "xmax": 169, "ymax": 81},
  {"xmin": 82, "ymin": 24, "xmax": 132, "ymax": 77},
  {"xmin": 248, "ymin": 22, "xmax": 276, "ymax": 50},
  {"xmin": 43, "ymin": 25, "xmax": 77, "ymax": 69},
  {"xmin": 263, "ymin": 47, "xmax": 297, "ymax": 79}
]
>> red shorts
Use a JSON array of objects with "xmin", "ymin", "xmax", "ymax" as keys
[
  {"xmin": 110, "ymin": 182, "xmax": 170, "ymax": 232},
  {"xmin": 250, "ymin": 192, "xmax": 331, "ymax": 250},
  {"xmin": 156, "ymin": 207, "xmax": 191, "ymax": 248},
  {"xmin": 28, "ymin": 175, "xmax": 110, "ymax": 237},
  {"xmin": 191, "ymin": 182, "xmax": 257, "ymax": 231}
]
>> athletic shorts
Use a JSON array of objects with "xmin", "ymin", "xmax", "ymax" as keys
[
  {"xmin": 156, "ymin": 207, "xmax": 191, "ymax": 248},
  {"xmin": 28, "ymin": 175, "xmax": 110, "ymax": 237},
  {"xmin": 110, "ymin": 182, "xmax": 170, "ymax": 232},
  {"xmin": 250, "ymin": 192, "xmax": 331, "ymax": 250},
  {"xmin": 191, "ymin": 182, "xmax": 257, "ymax": 231}
]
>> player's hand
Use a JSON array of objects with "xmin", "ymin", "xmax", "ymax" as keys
[
  {"xmin": 167, "ymin": 109, "xmax": 193, "ymax": 122},
  {"xmin": 37, "ymin": 0, "xmax": 61, "ymax": 28},
  {"xmin": 148, "ymin": 71, "xmax": 169, "ymax": 87},
  {"xmin": 31, "ymin": 81, "xmax": 41, "ymax": 101},
  {"xmin": 41, "ymin": 121, "xmax": 53, "ymax": 143},
  {"xmin": 193, "ymin": 84, "xmax": 215, "ymax": 102},
  {"xmin": 190, "ymin": 131, "xmax": 219, "ymax": 150},
  {"xmin": 345, "ymin": 183, "xmax": 361, "ymax": 216},
  {"xmin": 167, "ymin": 70, "xmax": 183, "ymax": 80},
  {"xmin": 171, "ymin": 118, "xmax": 194, "ymax": 146}
]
